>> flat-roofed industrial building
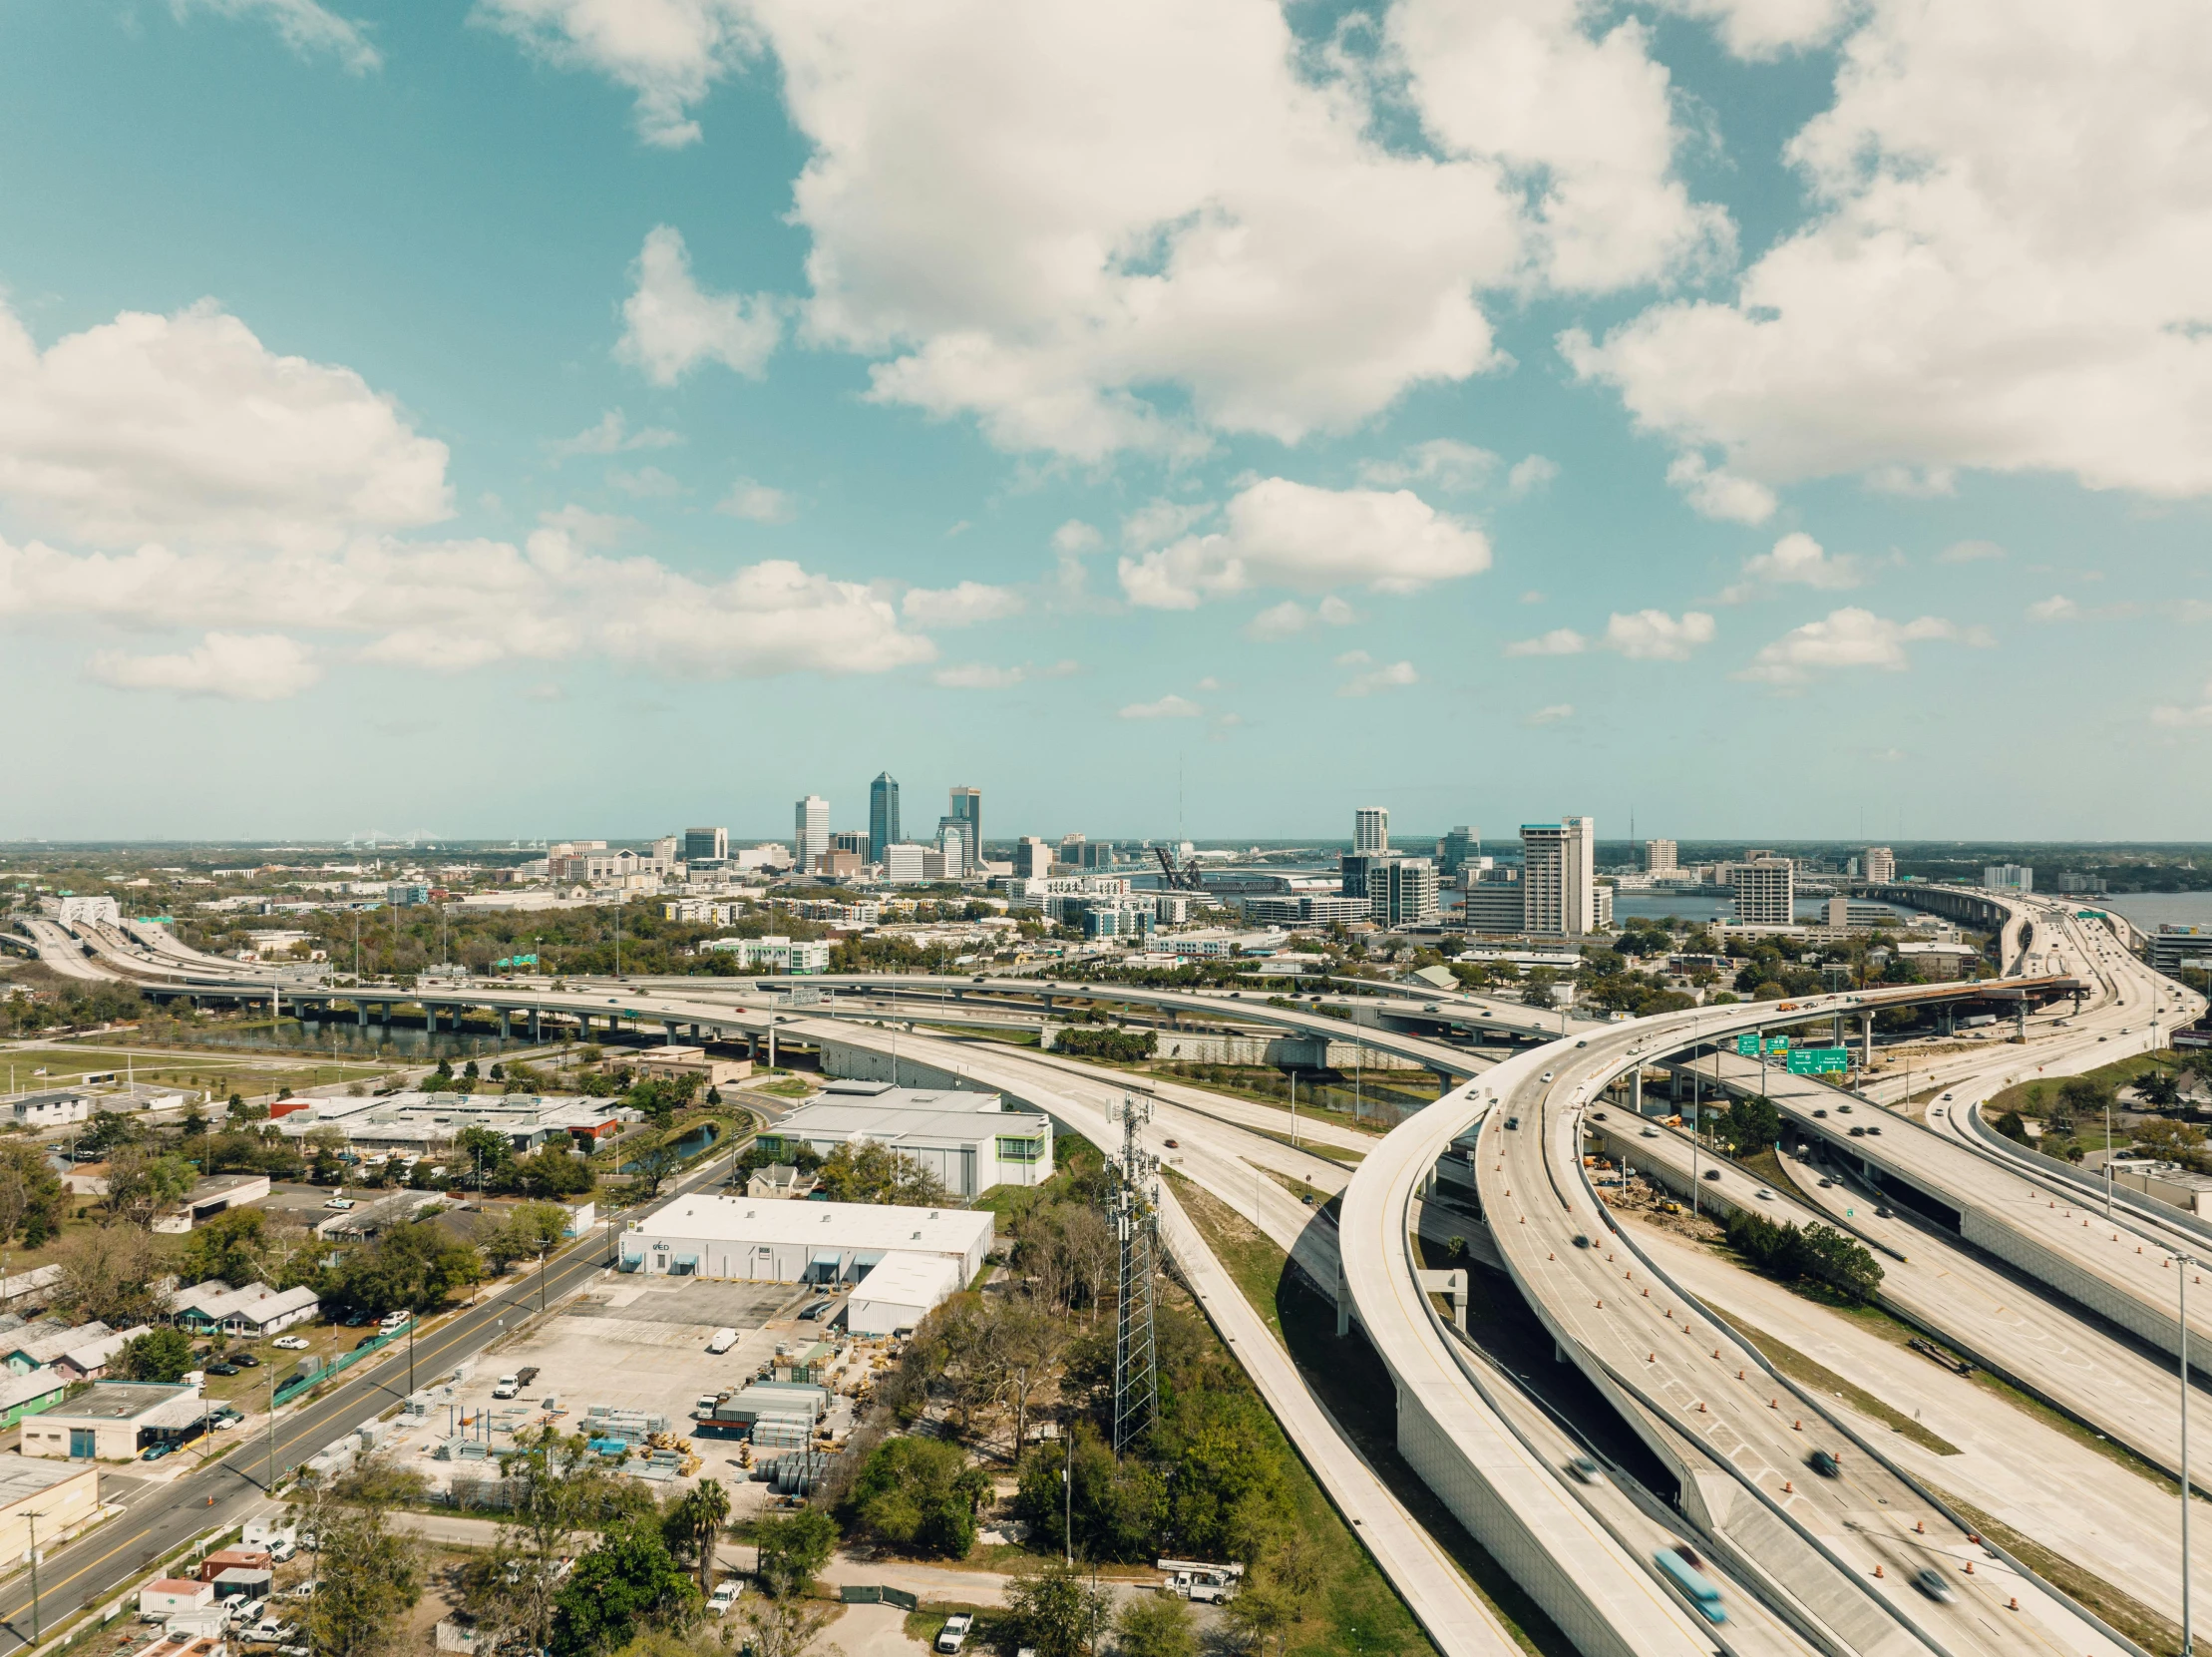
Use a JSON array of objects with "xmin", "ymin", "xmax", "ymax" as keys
[
  {"xmin": 751, "ymin": 1080, "xmax": 1052, "ymax": 1197},
  {"xmin": 620, "ymin": 1196, "xmax": 991, "ymax": 1291}
]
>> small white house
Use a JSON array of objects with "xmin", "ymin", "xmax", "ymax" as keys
[{"xmin": 11, "ymin": 1091, "xmax": 91, "ymax": 1128}]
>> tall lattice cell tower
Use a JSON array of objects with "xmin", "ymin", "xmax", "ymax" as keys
[{"xmin": 1109, "ymin": 1093, "xmax": 1160, "ymax": 1453}]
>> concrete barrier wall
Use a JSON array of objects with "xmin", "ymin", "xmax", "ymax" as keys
[{"xmin": 1392, "ymin": 1384, "xmax": 1658, "ymax": 1657}]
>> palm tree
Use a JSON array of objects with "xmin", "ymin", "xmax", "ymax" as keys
[{"xmin": 675, "ymin": 1478, "xmax": 730, "ymax": 1593}]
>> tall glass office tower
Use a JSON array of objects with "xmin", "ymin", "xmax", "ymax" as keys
[{"xmin": 869, "ymin": 773, "xmax": 901, "ymax": 863}]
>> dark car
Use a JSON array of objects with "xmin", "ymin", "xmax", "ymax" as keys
[
  {"xmin": 232, "ymin": 1353, "xmax": 260, "ymax": 1368},
  {"xmin": 1808, "ymin": 1450, "xmax": 1840, "ymax": 1478},
  {"xmin": 1163, "ymin": 1139, "xmax": 1180, "ymax": 1149},
  {"xmin": 1572, "ymin": 1234, "xmax": 1592, "ymax": 1249},
  {"xmin": 1875, "ymin": 1205, "xmax": 1895, "ymax": 1218},
  {"xmin": 353, "ymin": 1334, "xmax": 382, "ymax": 1351},
  {"xmin": 1867, "ymin": 1126, "xmax": 1883, "ymax": 1135},
  {"xmin": 1812, "ymin": 1109, "xmax": 1828, "ymax": 1118},
  {"xmin": 1849, "ymin": 1126, "xmax": 1867, "ymax": 1137},
  {"xmin": 1505, "ymin": 1116, "xmax": 1521, "ymax": 1131},
  {"xmin": 799, "ymin": 1301, "xmax": 832, "ymax": 1321},
  {"xmin": 1592, "ymin": 1110, "xmax": 1608, "ymax": 1121},
  {"xmin": 1911, "ymin": 1567, "xmax": 1957, "ymax": 1603},
  {"xmin": 206, "ymin": 1362, "xmax": 240, "ymax": 1376},
  {"xmin": 1702, "ymin": 1169, "xmax": 1722, "ymax": 1181}
]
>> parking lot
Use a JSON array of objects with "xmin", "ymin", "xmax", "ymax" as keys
[{"xmin": 386, "ymin": 1275, "xmax": 872, "ymax": 1514}]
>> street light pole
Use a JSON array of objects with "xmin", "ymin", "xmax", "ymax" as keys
[{"xmin": 23, "ymin": 1509, "xmax": 43, "ymax": 1644}]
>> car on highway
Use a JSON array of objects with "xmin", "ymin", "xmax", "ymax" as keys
[
  {"xmin": 1565, "ymin": 1454, "xmax": 1604, "ymax": 1483},
  {"xmin": 1702, "ymin": 1169, "xmax": 1721, "ymax": 1181},
  {"xmin": 272, "ymin": 1336, "xmax": 310, "ymax": 1351},
  {"xmin": 1875, "ymin": 1205, "xmax": 1895, "ymax": 1218},
  {"xmin": 1754, "ymin": 1188, "xmax": 1775, "ymax": 1201},
  {"xmin": 1541, "ymin": 1070, "xmax": 1554, "ymax": 1082},
  {"xmin": 1504, "ymin": 1116, "xmax": 1521, "ymax": 1131},
  {"xmin": 1849, "ymin": 1126, "xmax": 1867, "ymax": 1137},
  {"xmin": 1654, "ymin": 1546, "xmax": 1726, "ymax": 1624},
  {"xmin": 1163, "ymin": 1138, "xmax": 1179, "ymax": 1149},
  {"xmin": 1812, "ymin": 1108, "xmax": 1828, "ymax": 1117},
  {"xmin": 1640, "ymin": 1127, "xmax": 1658, "ymax": 1138},
  {"xmin": 1807, "ymin": 1450, "xmax": 1840, "ymax": 1478},
  {"xmin": 1911, "ymin": 1567, "xmax": 1957, "ymax": 1603},
  {"xmin": 1572, "ymin": 1234, "xmax": 1591, "ymax": 1249}
]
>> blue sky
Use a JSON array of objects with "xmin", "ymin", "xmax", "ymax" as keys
[{"xmin": 2, "ymin": 0, "xmax": 2208, "ymax": 845}]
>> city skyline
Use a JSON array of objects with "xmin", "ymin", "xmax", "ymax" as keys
[{"xmin": 4, "ymin": 6, "xmax": 2212, "ymax": 840}]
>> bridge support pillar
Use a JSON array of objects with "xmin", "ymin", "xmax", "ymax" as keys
[
  {"xmin": 665, "ymin": 1021, "xmax": 678, "ymax": 1045},
  {"xmin": 1632, "ymin": 1067, "xmax": 1644, "ymax": 1115},
  {"xmin": 499, "ymin": 1009, "xmax": 511, "ymax": 1041},
  {"xmin": 768, "ymin": 1028, "xmax": 778, "ymax": 1067},
  {"xmin": 2016, "ymin": 1003, "xmax": 2028, "ymax": 1039},
  {"xmin": 1860, "ymin": 1012, "xmax": 1874, "ymax": 1071},
  {"xmin": 358, "ymin": 1004, "xmax": 368, "ymax": 1028},
  {"xmin": 1334, "ymin": 1255, "xmax": 1349, "ymax": 1337}
]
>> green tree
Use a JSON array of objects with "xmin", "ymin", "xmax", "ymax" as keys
[
  {"xmin": 733, "ymin": 1597, "xmax": 840, "ymax": 1657},
  {"xmin": 1995, "ymin": 1109, "xmax": 2029, "ymax": 1142},
  {"xmin": 1114, "ymin": 1593, "xmax": 1197, "ymax": 1657},
  {"xmin": 1002, "ymin": 1558, "xmax": 1113, "ymax": 1657},
  {"xmin": 178, "ymin": 1207, "xmax": 274, "ymax": 1286},
  {"xmin": 454, "ymin": 1125, "xmax": 514, "ymax": 1189},
  {"xmin": 515, "ymin": 1146, "xmax": 595, "ymax": 1198},
  {"xmin": 551, "ymin": 1516, "xmax": 700, "ymax": 1657},
  {"xmin": 749, "ymin": 1508, "xmax": 838, "ymax": 1600},
  {"xmin": 662, "ymin": 1478, "xmax": 731, "ymax": 1593},
  {"xmin": 118, "ymin": 1327, "xmax": 195, "ymax": 1383},
  {"xmin": 626, "ymin": 1140, "xmax": 685, "ymax": 1199},
  {"xmin": 2136, "ymin": 1068, "xmax": 2184, "ymax": 1110},
  {"xmin": 815, "ymin": 1140, "xmax": 950, "ymax": 1208},
  {"xmin": 333, "ymin": 1221, "xmax": 484, "ymax": 1317},
  {"xmin": 1721, "ymin": 1094, "xmax": 1782, "ymax": 1155},
  {"xmin": 55, "ymin": 1223, "xmax": 164, "ymax": 1327},
  {"xmin": 845, "ymin": 1435, "xmax": 989, "ymax": 1558},
  {"xmin": 0, "ymin": 1142, "xmax": 67, "ymax": 1246},
  {"xmin": 292, "ymin": 1463, "xmax": 425, "ymax": 1657}
]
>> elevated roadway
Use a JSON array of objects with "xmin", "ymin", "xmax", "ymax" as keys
[{"xmin": 1345, "ymin": 983, "xmax": 2150, "ymax": 1657}]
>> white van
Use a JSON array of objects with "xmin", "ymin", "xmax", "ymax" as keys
[{"xmin": 707, "ymin": 1328, "xmax": 738, "ymax": 1355}]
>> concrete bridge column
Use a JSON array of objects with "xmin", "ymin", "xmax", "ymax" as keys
[
  {"xmin": 499, "ymin": 1009, "xmax": 512, "ymax": 1041},
  {"xmin": 1860, "ymin": 1012, "xmax": 1874, "ymax": 1070},
  {"xmin": 358, "ymin": 1002, "xmax": 368, "ymax": 1027},
  {"xmin": 1632, "ymin": 1067, "xmax": 1644, "ymax": 1115},
  {"xmin": 2016, "ymin": 1002, "xmax": 2028, "ymax": 1038},
  {"xmin": 768, "ymin": 1027, "xmax": 778, "ymax": 1067},
  {"xmin": 532, "ymin": 1009, "xmax": 542, "ymax": 1041},
  {"xmin": 746, "ymin": 1032, "xmax": 759, "ymax": 1061}
]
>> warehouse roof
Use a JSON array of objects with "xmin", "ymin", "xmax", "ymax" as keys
[
  {"xmin": 630, "ymin": 1196, "xmax": 992, "ymax": 1253},
  {"xmin": 816, "ymin": 1080, "xmax": 1008, "ymax": 1112},
  {"xmin": 852, "ymin": 1250, "xmax": 961, "ymax": 1307},
  {"xmin": 764, "ymin": 1100, "xmax": 1050, "ymax": 1146}
]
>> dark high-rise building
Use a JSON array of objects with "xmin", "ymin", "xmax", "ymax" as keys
[
  {"xmin": 948, "ymin": 785, "xmax": 981, "ymax": 871},
  {"xmin": 869, "ymin": 772, "xmax": 901, "ymax": 863},
  {"xmin": 682, "ymin": 826, "xmax": 727, "ymax": 864}
]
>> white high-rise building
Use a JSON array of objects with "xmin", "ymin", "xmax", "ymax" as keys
[
  {"xmin": 1864, "ymin": 846, "xmax": 1896, "ymax": 883},
  {"xmin": 793, "ymin": 795, "xmax": 830, "ymax": 869},
  {"xmin": 1732, "ymin": 857, "xmax": 1795, "ymax": 925},
  {"xmin": 1644, "ymin": 839, "xmax": 1678, "ymax": 876},
  {"xmin": 1983, "ymin": 864, "xmax": 2033, "ymax": 894},
  {"xmin": 1354, "ymin": 807, "xmax": 1389, "ymax": 854},
  {"xmin": 1521, "ymin": 817, "xmax": 1596, "ymax": 936}
]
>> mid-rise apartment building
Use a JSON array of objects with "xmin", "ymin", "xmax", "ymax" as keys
[
  {"xmin": 1520, "ymin": 817, "xmax": 1596, "ymax": 936},
  {"xmin": 1732, "ymin": 857, "xmax": 1795, "ymax": 925}
]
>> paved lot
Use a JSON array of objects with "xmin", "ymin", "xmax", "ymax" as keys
[{"xmin": 565, "ymin": 1279, "xmax": 810, "ymax": 1328}]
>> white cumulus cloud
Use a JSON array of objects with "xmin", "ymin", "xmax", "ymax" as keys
[
  {"xmin": 933, "ymin": 657, "xmax": 1076, "ymax": 689},
  {"xmin": 2152, "ymin": 680, "xmax": 2212, "ymax": 728},
  {"xmin": 88, "ymin": 630, "xmax": 322, "ymax": 701},
  {"xmin": 1334, "ymin": 652, "xmax": 1418, "ymax": 696},
  {"xmin": 1652, "ymin": 0, "xmax": 1855, "ymax": 59},
  {"xmin": 1602, "ymin": 609, "xmax": 1715, "ymax": 660},
  {"xmin": 176, "ymin": 0, "xmax": 383, "ymax": 73},
  {"xmin": 1664, "ymin": 452, "xmax": 1776, "ymax": 525},
  {"xmin": 1506, "ymin": 626, "xmax": 1588, "ymax": 657},
  {"xmin": 1119, "ymin": 479, "xmax": 1489, "ymax": 610},
  {"xmin": 2028, "ymin": 595, "xmax": 2079, "ymax": 622},
  {"xmin": 1506, "ymin": 455, "xmax": 1561, "ymax": 498},
  {"xmin": 547, "ymin": 409, "xmax": 682, "ymax": 459},
  {"xmin": 1569, "ymin": 4, "xmax": 2212, "ymax": 509},
  {"xmin": 1245, "ymin": 595, "xmax": 1357, "ymax": 640},
  {"xmin": 1938, "ymin": 539, "xmax": 2007, "ymax": 564},
  {"xmin": 0, "ymin": 297, "xmax": 451, "ymax": 553},
  {"xmin": 903, "ymin": 581, "xmax": 1024, "ymax": 626},
  {"xmin": 1526, "ymin": 702, "xmax": 1575, "ymax": 725},
  {"xmin": 716, "ymin": 479, "xmax": 795, "ymax": 524},
  {"xmin": 1724, "ymin": 531, "xmax": 1860, "ymax": 600},
  {"xmin": 472, "ymin": 0, "xmax": 756, "ymax": 148},
  {"xmin": 1118, "ymin": 693, "xmax": 1203, "ymax": 720},
  {"xmin": 0, "ymin": 528, "xmax": 933, "ymax": 683},
  {"xmin": 617, "ymin": 225, "xmax": 781, "ymax": 385},
  {"xmin": 1359, "ymin": 439, "xmax": 1499, "ymax": 494},
  {"xmin": 1739, "ymin": 607, "xmax": 1976, "ymax": 684},
  {"xmin": 481, "ymin": 0, "xmax": 1727, "ymax": 459}
]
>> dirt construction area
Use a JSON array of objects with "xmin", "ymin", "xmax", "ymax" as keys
[{"xmin": 387, "ymin": 1273, "xmax": 873, "ymax": 1517}]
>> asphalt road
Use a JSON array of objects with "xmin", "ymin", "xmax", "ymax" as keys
[{"xmin": 0, "ymin": 1151, "xmax": 738, "ymax": 1655}]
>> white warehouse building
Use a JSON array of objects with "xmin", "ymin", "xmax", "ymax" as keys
[
  {"xmin": 753, "ymin": 1080, "xmax": 1053, "ymax": 1197},
  {"xmin": 619, "ymin": 1197, "xmax": 993, "ymax": 1299}
]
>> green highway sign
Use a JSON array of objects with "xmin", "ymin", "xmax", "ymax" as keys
[
  {"xmin": 1737, "ymin": 1034, "xmax": 1790, "ymax": 1055},
  {"xmin": 1787, "ymin": 1045, "xmax": 1851, "ymax": 1075},
  {"xmin": 496, "ymin": 954, "xmax": 540, "ymax": 968}
]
